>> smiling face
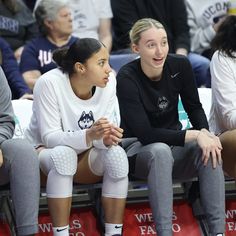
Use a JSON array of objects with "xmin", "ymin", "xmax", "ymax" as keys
[
  {"xmin": 132, "ymin": 26, "xmax": 169, "ymax": 79},
  {"xmin": 82, "ymin": 46, "xmax": 112, "ymax": 88}
]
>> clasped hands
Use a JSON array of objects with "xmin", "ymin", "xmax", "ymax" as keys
[{"xmin": 86, "ymin": 117, "xmax": 123, "ymax": 147}]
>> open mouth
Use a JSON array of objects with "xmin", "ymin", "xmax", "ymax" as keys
[{"xmin": 153, "ymin": 57, "xmax": 164, "ymax": 64}]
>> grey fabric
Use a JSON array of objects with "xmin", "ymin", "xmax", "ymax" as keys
[
  {"xmin": 125, "ymin": 140, "xmax": 225, "ymax": 236},
  {"xmin": 0, "ymin": 138, "xmax": 40, "ymax": 235},
  {"xmin": 0, "ymin": 67, "xmax": 15, "ymax": 146}
]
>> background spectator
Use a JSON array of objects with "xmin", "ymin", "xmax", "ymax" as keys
[
  {"xmin": 20, "ymin": 0, "xmax": 77, "ymax": 90},
  {"xmin": 111, "ymin": 0, "xmax": 212, "ymax": 87},
  {"xmin": 34, "ymin": 0, "xmax": 113, "ymax": 52},
  {"xmin": 22, "ymin": 0, "xmax": 37, "ymax": 11},
  {"xmin": 0, "ymin": 37, "xmax": 32, "ymax": 99},
  {"xmin": 185, "ymin": 0, "xmax": 229, "ymax": 59},
  {"xmin": 70, "ymin": 0, "xmax": 113, "ymax": 52},
  {"xmin": 0, "ymin": 0, "xmax": 39, "ymax": 61}
]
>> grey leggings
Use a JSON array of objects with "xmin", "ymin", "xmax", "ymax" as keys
[
  {"xmin": 0, "ymin": 139, "xmax": 40, "ymax": 236},
  {"xmin": 125, "ymin": 139, "xmax": 225, "ymax": 236}
]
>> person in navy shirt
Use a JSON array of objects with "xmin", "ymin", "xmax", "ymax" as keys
[
  {"xmin": 20, "ymin": 0, "xmax": 77, "ymax": 90},
  {"xmin": 0, "ymin": 0, "xmax": 39, "ymax": 61},
  {"xmin": 0, "ymin": 37, "xmax": 32, "ymax": 99}
]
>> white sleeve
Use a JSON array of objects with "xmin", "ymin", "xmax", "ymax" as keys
[
  {"xmin": 92, "ymin": 97, "xmax": 120, "ymax": 150},
  {"xmin": 92, "ymin": 73, "xmax": 120, "ymax": 149},
  {"xmin": 210, "ymin": 53, "xmax": 236, "ymax": 130},
  {"xmin": 33, "ymin": 77, "xmax": 90, "ymax": 151},
  {"xmin": 186, "ymin": 2, "xmax": 215, "ymax": 54}
]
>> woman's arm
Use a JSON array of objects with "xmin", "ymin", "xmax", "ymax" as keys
[
  {"xmin": 33, "ymin": 75, "xmax": 89, "ymax": 151},
  {"xmin": 117, "ymin": 70, "xmax": 186, "ymax": 146},
  {"xmin": 1, "ymin": 38, "xmax": 32, "ymax": 98},
  {"xmin": 98, "ymin": 18, "xmax": 112, "ymax": 52},
  {"xmin": 0, "ymin": 67, "xmax": 15, "ymax": 146},
  {"xmin": 20, "ymin": 40, "xmax": 42, "ymax": 90},
  {"xmin": 210, "ymin": 52, "xmax": 236, "ymax": 130}
]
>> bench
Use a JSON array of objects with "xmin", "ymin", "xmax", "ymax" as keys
[{"xmin": 1, "ymin": 88, "xmax": 236, "ymax": 235}]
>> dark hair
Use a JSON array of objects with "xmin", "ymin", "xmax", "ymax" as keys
[
  {"xmin": 211, "ymin": 15, "xmax": 236, "ymax": 59},
  {"xmin": 53, "ymin": 38, "xmax": 104, "ymax": 75}
]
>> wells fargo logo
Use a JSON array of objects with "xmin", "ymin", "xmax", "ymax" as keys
[
  {"xmin": 123, "ymin": 200, "xmax": 201, "ymax": 236},
  {"xmin": 225, "ymin": 200, "xmax": 236, "ymax": 234}
]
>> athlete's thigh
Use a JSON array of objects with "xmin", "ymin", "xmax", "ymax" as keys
[{"xmin": 73, "ymin": 149, "xmax": 102, "ymax": 184}]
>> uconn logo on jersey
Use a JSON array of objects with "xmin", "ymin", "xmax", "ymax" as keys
[
  {"xmin": 38, "ymin": 50, "xmax": 53, "ymax": 67},
  {"xmin": 78, "ymin": 111, "xmax": 95, "ymax": 129}
]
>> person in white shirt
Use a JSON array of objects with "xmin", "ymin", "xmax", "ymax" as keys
[
  {"xmin": 209, "ymin": 15, "xmax": 236, "ymax": 179},
  {"xmin": 25, "ymin": 38, "xmax": 128, "ymax": 236},
  {"xmin": 70, "ymin": 0, "xmax": 113, "ymax": 51},
  {"xmin": 185, "ymin": 0, "xmax": 229, "ymax": 57},
  {"xmin": 20, "ymin": 0, "xmax": 77, "ymax": 90},
  {"xmin": 34, "ymin": 0, "xmax": 113, "ymax": 51}
]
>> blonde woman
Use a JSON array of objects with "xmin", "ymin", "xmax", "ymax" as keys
[{"xmin": 117, "ymin": 18, "xmax": 225, "ymax": 236}]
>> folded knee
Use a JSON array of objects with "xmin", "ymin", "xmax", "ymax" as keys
[
  {"xmin": 104, "ymin": 145, "xmax": 129, "ymax": 179},
  {"xmin": 1, "ymin": 139, "xmax": 38, "ymax": 163},
  {"xmin": 148, "ymin": 143, "xmax": 173, "ymax": 164},
  {"xmin": 39, "ymin": 146, "xmax": 77, "ymax": 176}
]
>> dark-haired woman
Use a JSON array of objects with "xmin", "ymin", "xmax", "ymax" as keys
[
  {"xmin": 209, "ymin": 15, "xmax": 236, "ymax": 179},
  {"xmin": 24, "ymin": 38, "xmax": 128, "ymax": 236}
]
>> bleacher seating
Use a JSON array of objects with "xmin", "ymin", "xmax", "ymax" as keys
[
  {"xmin": 109, "ymin": 53, "xmax": 138, "ymax": 73},
  {"xmin": 1, "ymin": 88, "xmax": 236, "ymax": 235}
]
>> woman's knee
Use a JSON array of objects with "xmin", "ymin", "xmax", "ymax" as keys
[
  {"xmin": 1, "ymin": 138, "xmax": 38, "ymax": 164},
  {"xmin": 145, "ymin": 143, "xmax": 173, "ymax": 166},
  {"xmin": 184, "ymin": 141, "xmax": 204, "ymax": 167},
  {"xmin": 39, "ymin": 146, "xmax": 77, "ymax": 176},
  {"xmin": 219, "ymin": 130, "xmax": 236, "ymax": 177},
  {"xmin": 220, "ymin": 129, "xmax": 236, "ymax": 148},
  {"xmin": 104, "ymin": 145, "xmax": 129, "ymax": 179}
]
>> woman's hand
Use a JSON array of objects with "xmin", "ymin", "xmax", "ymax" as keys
[
  {"xmin": 103, "ymin": 125, "xmax": 124, "ymax": 146},
  {"xmin": 20, "ymin": 93, "xmax": 34, "ymax": 100},
  {"xmin": 14, "ymin": 46, "xmax": 24, "ymax": 62},
  {"xmin": 197, "ymin": 130, "xmax": 222, "ymax": 168},
  {"xmin": 200, "ymin": 128, "xmax": 222, "ymax": 149},
  {"xmin": 86, "ymin": 118, "xmax": 111, "ymax": 146}
]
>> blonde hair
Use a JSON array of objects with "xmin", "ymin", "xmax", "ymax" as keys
[{"xmin": 129, "ymin": 18, "xmax": 165, "ymax": 45}]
